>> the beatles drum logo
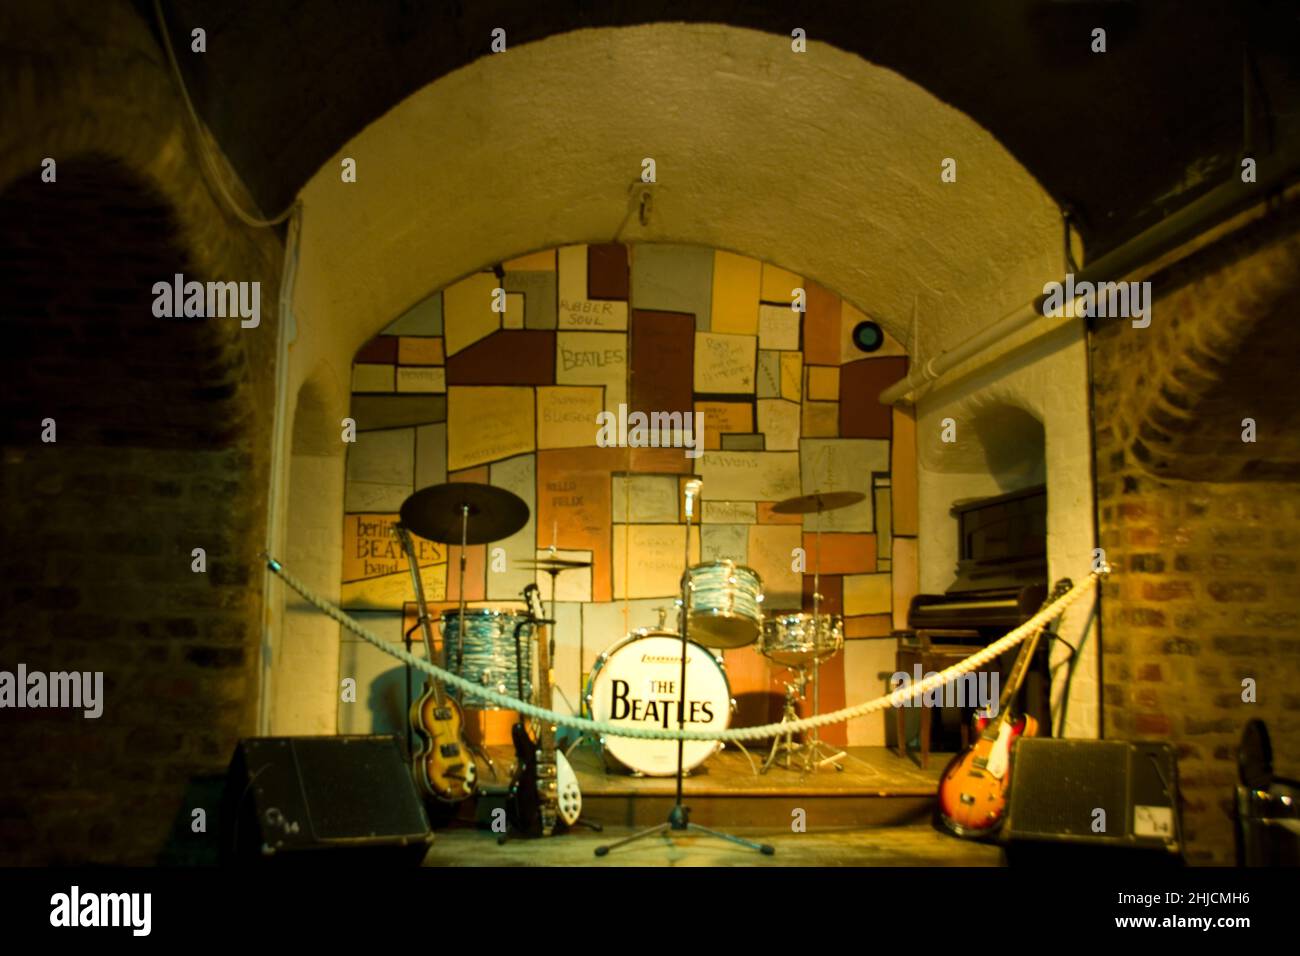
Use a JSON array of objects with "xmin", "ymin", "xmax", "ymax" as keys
[{"xmin": 608, "ymin": 678, "xmax": 717, "ymax": 729}]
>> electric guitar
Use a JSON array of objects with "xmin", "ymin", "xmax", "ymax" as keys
[
  {"xmin": 394, "ymin": 524, "xmax": 476, "ymax": 803},
  {"xmin": 937, "ymin": 578, "xmax": 1071, "ymax": 837},
  {"xmin": 507, "ymin": 584, "xmax": 581, "ymax": 836}
]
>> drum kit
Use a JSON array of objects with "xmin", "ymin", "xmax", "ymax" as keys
[{"xmin": 392, "ymin": 477, "xmax": 866, "ymax": 786}]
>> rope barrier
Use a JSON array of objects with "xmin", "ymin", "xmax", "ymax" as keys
[{"xmin": 266, "ymin": 555, "xmax": 1103, "ymax": 743}]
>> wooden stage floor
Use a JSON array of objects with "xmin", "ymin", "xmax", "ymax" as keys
[{"xmin": 425, "ymin": 745, "xmax": 1005, "ymax": 866}]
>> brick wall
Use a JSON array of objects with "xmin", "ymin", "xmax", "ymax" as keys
[
  {"xmin": 0, "ymin": 1, "xmax": 281, "ymax": 864},
  {"xmin": 1093, "ymin": 208, "xmax": 1300, "ymax": 864}
]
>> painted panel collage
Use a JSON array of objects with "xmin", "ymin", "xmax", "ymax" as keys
[{"xmin": 339, "ymin": 243, "xmax": 918, "ymax": 748}]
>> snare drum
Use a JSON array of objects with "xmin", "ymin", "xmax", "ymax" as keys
[
  {"xmin": 440, "ymin": 609, "xmax": 533, "ymax": 709},
  {"xmin": 760, "ymin": 613, "xmax": 844, "ymax": 668},
  {"xmin": 683, "ymin": 560, "xmax": 764, "ymax": 648},
  {"xmin": 584, "ymin": 630, "xmax": 733, "ymax": 776}
]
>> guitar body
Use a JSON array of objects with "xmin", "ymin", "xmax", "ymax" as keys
[
  {"xmin": 556, "ymin": 751, "xmax": 582, "ymax": 826},
  {"xmin": 507, "ymin": 719, "xmax": 543, "ymax": 837},
  {"xmin": 937, "ymin": 713, "xmax": 1038, "ymax": 837},
  {"xmin": 409, "ymin": 681, "xmax": 476, "ymax": 802},
  {"xmin": 504, "ymin": 584, "xmax": 578, "ymax": 838},
  {"xmin": 937, "ymin": 577, "xmax": 1070, "ymax": 839}
]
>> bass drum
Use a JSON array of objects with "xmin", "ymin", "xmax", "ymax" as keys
[{"xmin": 584, "ymin": 630, "xmax": 733, "ymax": 777}]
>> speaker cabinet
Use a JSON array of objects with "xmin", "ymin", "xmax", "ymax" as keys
[
  {"xmin": 1004, "ymin": 738, "xmax": 1181, "ymax": 863},
  {"xmin": 220, "ymin": 735, "xmax": 433, "ymax": 865}
]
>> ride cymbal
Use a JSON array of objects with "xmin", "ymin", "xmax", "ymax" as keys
[{"xmin": 398, "ymin": 482, "xmax": 530, "ymax": 545}]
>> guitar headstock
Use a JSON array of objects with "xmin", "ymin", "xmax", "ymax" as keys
[
  {"xmin": 523, "ymin": 582, "xmax": 545, "ymax": 622},
  {"xmin": 1040, "ymin": 577, "xmax": 1072, "ymax": 610}
]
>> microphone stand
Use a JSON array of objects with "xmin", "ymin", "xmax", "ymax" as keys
[{"xmin": 596, "ymin": 481, "xmax": 774, "ymax": 858}]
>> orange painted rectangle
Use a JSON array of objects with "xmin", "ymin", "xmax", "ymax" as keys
[
  {"xmin": 844, "ymin": 614, "xmax": 894, "ymax": 638},
  {"xmin": 801, "ymin": 532, "xmax": 876, "ymax": 574},
  {"xmin": 803, "ymin": 282, "xmax": 841, "ymax": 365},
  {"xmin": 695, "ymin": 400, "xmax": 753, "ymax": 450},
  {"xmin": 891, "ymin": 406, "xmax": 918, "ymax": 535},
  {"xmin": 536, "ymin": 448, "xmax": 618, "ymax": 602}
]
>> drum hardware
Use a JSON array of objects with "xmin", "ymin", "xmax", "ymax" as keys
[
  {"xmin": 761, "ymin": 489, "xmax": 867, "ymax": 775},
  {"xmin": 399, "ymin": 482, "xmax": 531, "ymax": 782},
  {"xmin": 596, "ymin": 479, "xmax": 775, "ymax": 857}
]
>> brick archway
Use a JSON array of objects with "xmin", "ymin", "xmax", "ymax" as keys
[{"xmin": 0, "ymin": 0, "xmax": 282, "ymax": 863}]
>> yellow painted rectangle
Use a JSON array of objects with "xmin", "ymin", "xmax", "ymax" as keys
[
  {"xmin": 446, "ymin": 386, "xmax": 535, "ymax": 471},
  {"xmin": 710, "ymin": 251, "xmax": 761, "ymax": 334},
  {"xmin": 761, "ymin": 263, "xmax": 803, "ymax": 305},
  {"xmin": 442, "ymin": 272, "xmax": 500, "ymax": 356},
  {"xmin": 807, "ymin": 365, "xmax": 840, "ymax": 401},
  {"xmin": 504, "ymin": 249, "xmax": 557, "ymax": 272},
  {"xmin": 397, "ymin": 337, "xmax": 444, "ymax": 366},
  {"xmin": 843, "ymin": 572, "xmax": 892, "ymax": 616},
  {"xmin": 779, "ymin": 352, "xmax": 802, "ymax": 400}
]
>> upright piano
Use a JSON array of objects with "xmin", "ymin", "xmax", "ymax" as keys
[
  {"xmin": 899, "ymin": 484, "xmax": 1051, "ymax": 737},
  {"xmin": 907, "ymin": 483, "xmax": 1048, "ymax": 638}
]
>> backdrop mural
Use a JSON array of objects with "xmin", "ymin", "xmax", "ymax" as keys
[{"xmin": 339, "ymin": 243, "xmax": 917, "ymax": 749}]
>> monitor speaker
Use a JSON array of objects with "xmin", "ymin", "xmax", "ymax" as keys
[
  {"xmin": 1004, "ymin": 738, "xmax": 1182, "ymax": 864},
  {"xmin": 220, "ymin": 735, "xmax": 433, "ymax": 865}
]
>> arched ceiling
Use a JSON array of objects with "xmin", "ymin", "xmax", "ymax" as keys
[
  {"xmin": 150, "ymin": 0, "xmax": 1300, "ymax": 259},
  {"xmin": 289, "ymin": 23, "xmax": 1060, "ymax": 390}
]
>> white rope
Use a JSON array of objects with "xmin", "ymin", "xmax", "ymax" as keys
[{"xmin": 267, "ymin": 555, "xmax": 1102, "ymax": 742}]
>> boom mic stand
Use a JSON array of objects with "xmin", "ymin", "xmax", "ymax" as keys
[{"xmin": 595, "ymin": 479, "xmax": 774, "ymax": 858}]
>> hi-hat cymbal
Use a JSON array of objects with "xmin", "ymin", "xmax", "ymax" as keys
[
  {"xmin": 514, "ymin": 557, "xmax": 594, "ymax": 571},
  {"xmin": 399, "ymin": 482, "xmax": 530, "ymax": 545},
  {"xmin": 770, "ymin": 491, "xmax": 867, "ymax": 515}
]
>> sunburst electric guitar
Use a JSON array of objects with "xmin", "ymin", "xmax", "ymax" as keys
[
  {"xmin": 507, "ymin": 584, "xmax": 581, "ymax": 837},
  {"xmin": 394, "ymin": 523, "xmax": 476, "ymax": 803},
  {"xmin": 937, "ymin": 578, "xmax": 1071, "ymax": 838}
]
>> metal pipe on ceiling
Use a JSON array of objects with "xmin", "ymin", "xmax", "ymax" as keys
[{"xmin": 879, "ymin": 149, "xmax": 1300, "ymax": 407}]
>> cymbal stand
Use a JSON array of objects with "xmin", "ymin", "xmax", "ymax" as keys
[
  {"xmin": 596, "ymin": 480, "xmax": 773, "ymax": 858},
  {"xmin": 804, "ymin": 502, "xmax": 846, "ymax": 772}
]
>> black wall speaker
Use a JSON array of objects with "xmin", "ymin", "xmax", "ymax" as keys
[
  {"xmin": 220, "ymin": 735, "xmax": 433, "ymax": 865},
  {"xmin": 850, "ymin": 319, "xmax": 884, "ymax": 353},
  {"xmin": 1004, "ymin": 738, "xmax": 1182, "ymax": 864}
]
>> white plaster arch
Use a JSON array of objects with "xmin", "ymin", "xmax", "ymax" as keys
[{"xmin": 270, "ymin": 22, "xmax": 1068, "ymax": 734}]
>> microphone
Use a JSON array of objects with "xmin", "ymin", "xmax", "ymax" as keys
[{"xmin": 684, "ymin": 479, "xmax": 703, "ymax": 520}]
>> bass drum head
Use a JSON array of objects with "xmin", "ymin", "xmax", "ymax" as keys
[{"xmin": 585, "ymin": 630, "xmax": 731, "ymax": 776}]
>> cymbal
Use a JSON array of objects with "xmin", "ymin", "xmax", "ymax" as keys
[
  {"xmin": 770, "ymin": 491, "xmax": 867, "ymax": 515},
  {"xmin": 399, "ymin": 482, "xmax": 530, "ymax": 545},
  {"xmin": 514, "ymin": 556, "xmax": 594, "ymax": 571}
]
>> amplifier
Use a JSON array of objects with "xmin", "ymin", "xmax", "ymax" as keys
[
  {"xmin": 1004, "ymin": 738, "xmax": 1181, "ymax": 860},
  {"xmin": 220, "ymin": 735, "xmax": 434, "ymax": 865}
]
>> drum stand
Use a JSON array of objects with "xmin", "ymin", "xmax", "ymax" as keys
[
  {"xmin": 802, "ymin": 511, "xmax": 846, "ymax": 772},
  {"xmin": 760, "ymin": 504, "xmax": 845, "ymax": 774},
  {"xmin": 596, "ymin": 480, "xmax": 774, "ymax": 858}
]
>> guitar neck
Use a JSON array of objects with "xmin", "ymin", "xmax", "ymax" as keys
[
  {"xmin": 535, "ymin": 622, "xmax": 554, "ymax": 750},
  {"xmin": 986, "ymin": 579, "xmax": 1071, "ymax": 734},
  {"xmin": 394, "ymin": 524, "xmax": 444, "ymax": 705}
]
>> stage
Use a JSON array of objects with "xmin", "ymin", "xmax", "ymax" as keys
[{"xmin": 424, "ymin": 745, "xmax": 1005, "ymax": 866}]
